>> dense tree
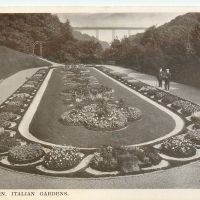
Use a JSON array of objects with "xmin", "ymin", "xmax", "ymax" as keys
[
  {"xmin": 0, "ymin": 13, "xmax": 103, "ymax": 64},
  {"xmin": 103, "ymin": 13, "xmax": 200, "ymax": 88}
]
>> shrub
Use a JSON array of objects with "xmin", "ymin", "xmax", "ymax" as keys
[
  {"xmin": 90, "ymin": 146, "xmax": 119, "ymax": 171},
  {"xmin": 43, "ymin": 146, "xmax": 82, "ymax": 170},
  {"xmin": 161, "ymin": 135, "xmax": 196, "ymax": 158},
  {"xmin": 7, "ymin": 100, "xmax": 24, "ymax": 107},
  {"xmin": 191, "ymin": 111, "xmax": 200, "ymax": 124},
  {"xmin": 0, "ymin": 120, "xmax": 11, "ymax": 128},
  {"xmin": 185, "ymin": 129, "xmax": 200, "ymax": 145},
  {"xmin": 8, "ymin": 144, "xmax": 44, "ymax": 164},
  {"xmin": 154, "ymin": 91, "xmax": 167, "ymax": 100},
  {"xmin": 82, "ymin": 103, "xmax": 128, "ymax": 131},
  {"xmin": 161, "ymin": 95, "xmax": 179, "ymax": 104},
  {"xmin": 1, "ymin": 105, "xmax": 21, "ymax": 114},
  {"xmin": 0, "ymin": 132, "xmax": 20, "ymax": 152},
  {"xmin": 121, "ymin": 107, "xmax": 142, "ymax": 122},
  {"xmin": 0, "ymin": 112, "xmax": 18, "ymax": 121},
  {"xmin": 60, "ymin": 109, "xmax": 84, "ymax": 126},
  {"xmin": 182, "ymin": 104, "xmax": 200, "ymax": 116},
  {"xmin": 191, "ymin": 112, "xmax": 200, "ymax": 128},
  {"xmin": 13, "ymin": 93, "xmax": 30, "ymax": 99},
  {"xmin": 0, "ymin": 145, "xmax": 9, "ymax": 153},
  {"xmin": 146, "ymin": 88, "xmax": 158, "ymax": 96},
  {"xmin": 18, "ymin": 87, "xmax": 35, "ymax": 94},
  {"xmin": 171, "ymin": 100, "xmax": 189, "ymax": 109},
  {"xmin": 132, "ymin": 82, "xmax": 144, "ymax": 90}
]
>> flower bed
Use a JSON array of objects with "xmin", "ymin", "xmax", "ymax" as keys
[
  {"xmin": 191, "ymin": 111, "xmax": 200, "ymax": 128},
  {"xmin": 13, "ymin": 93, "xmax": 30, "ymax": 99},
  {"xmin": 0, "ymin": 112, "xmax": 18, "ymax": 121},
  {"xmin": 90, "ymin": 146, "xmax": 119, "ymax": 172},
  {"xmin": 154, "ymin": 91, "xmax": 167, "ymax": 100},
  {"xmin": 1, "ymin": 104, "xmax": 22, "ymax": 114},
  {"xmin": 43, "ymin": 146, "xmax": 83, "ymax": 171},
  {"xmin": 90, "ymin": 146, "xmax": 162, "ymax": 173},
  {"xmin": 7, "ymin": 100, "xmax": 24, "ymax": 107},
  {"xmin": 60, "ymin": 109, "xmax": 84, "ymax": 126},
  {"xmin": 0, "ymin": 131, "xmax": 20, "ymax": 153},
  {"xmin": 161, "ymin": 94, "xmax": 179, "ymax": 104},
  {"xmin": 18, "ymin": 87, "xmax": 35, "ymax": 95},
  {"xmin": 185, "ymin": 129, "xmax": 200, "ymax": 145},
  {"xmin": 171, "ymin": 100, "xmax": 200, "ymax": 115},
  {"xmin": 8, "ymin": 144, "xmax": 44, "ymax": 164},
  {"xmin": 0, "ymin": 120, "xmax": 11, "ymax": 128},
  {"xmin": 161, "ymin": 135, "xmax": 196, "ymax": 158}
]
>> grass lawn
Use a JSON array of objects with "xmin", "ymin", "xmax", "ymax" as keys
[
  {"xmin": 30, "ymin": 68, "xmax": 175, "ymax": 148},
  {"xmin": 0, "ymin": 46, "xmax": 50, "ymax": 80}
]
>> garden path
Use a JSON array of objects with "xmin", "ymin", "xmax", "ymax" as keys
[{"xmin": 104, "ymin": 65, "xmax": 200, "ymax": 105}]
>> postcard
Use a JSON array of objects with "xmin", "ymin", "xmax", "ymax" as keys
[{"xmin": 0, "ymin": 5, "xmax": 200, "ymax": 200}]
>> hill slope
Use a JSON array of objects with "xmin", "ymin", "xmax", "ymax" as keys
[
  {"xmin": 104, "ymin": 13, "xmax": 200, "ymax": 87},
  {"xmin": 73, "ymin": 30, "xmax": 109, "ymax": 50},
  {"xmin": 0, "ymin": 14, "xmax": 103, "ymax": 64},
  {"xmin": 0, "ymin": 45, "xmax": 50, "ymax": 80}
]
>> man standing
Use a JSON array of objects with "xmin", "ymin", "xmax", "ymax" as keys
[
  {"xmin": 164, "ymin": 68, "xmax": 171, "ymax": 90},
  {"xmin": 157, "ymin": 68, "xmax": 164, "ymax": 88}
]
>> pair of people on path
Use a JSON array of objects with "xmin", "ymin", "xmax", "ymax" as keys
[{"xmin": 158, "ymin": 68, "xmax": 171, "ymax": 90}]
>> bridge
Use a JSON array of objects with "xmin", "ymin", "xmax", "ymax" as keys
[{"xmin": 73, "ymin": 26, "xmax": 148, "ymax": 40}]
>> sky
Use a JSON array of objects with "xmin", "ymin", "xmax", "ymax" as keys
[{"xmin": 57, "ymin": 13, "xmax": 183, "ymax": 43}]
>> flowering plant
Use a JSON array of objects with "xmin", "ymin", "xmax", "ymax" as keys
[
  {"xmin": 161, "ymin": 135, "xmax": 196, "ymax": 158},
  {"xmin": 43, "ymin": 146, "xmax": 83, "ymax": 170},
  {"xmin": 154, "ymin": 91, "xmax": 167, "ymax": 99},
  {"xmin": 90, "ymin": 146, "xmax": 119, "ymax": 172},
  {"xmin": 0, "ymin": 112, "xmax": 18, "ymax": 121},
  {"xmin": 8, "ymin": 144, "xmax": 44, "ymax": 164},
  {"xmin": 0, "ymin": 132, "xmax": 20, "ymax": 153},
  {"xmin": 7, "ymin": 100, "xmax": 24, "ymax": 107},
  {"xmin": 1, "ymin": 104, "xmax": 22, "ymax": 114},
  {"xmin": 161, "ymin": 94, "xmax": 179, "ymax": 104},
  {"xmin": 185, "ymin": 129, "xmax": 200, "ymax": 145},
  {"xmin": 0, "ymin": 120, "xmax": 11, "ymax": 128}
]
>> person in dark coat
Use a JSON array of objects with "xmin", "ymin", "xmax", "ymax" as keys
[{"xmin": 164, "ymin": 68, "xmax": 171, "ymax": 90}]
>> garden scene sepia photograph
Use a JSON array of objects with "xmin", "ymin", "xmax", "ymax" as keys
[{"xmin": 1, "ymin": 5, "xmax": 200, "ymax": 193}]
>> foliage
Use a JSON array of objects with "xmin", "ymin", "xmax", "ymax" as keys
[
  {"xmin": 8, "ymin": 143, "xmax": 44, "ymax": 164},
  {"xmin": 185, "ymin": 129, "xmax": 200, "ymax": 145},
  {"xmin": 43, "ymin": 146, "xmax": 82, "ymax": 170},
  {"xmin": 0, "ymin": 14, "xmax": 103, "ymax": 64},
  {"xmin": 103, "ymin": 13, "xmax": 200, "ymax": 88},
  {"xmin": 0, "ymin": 112, "xmax": 18, "ymax": 121},
  {"xmin": 0, "ymin": 132, "xmax": 20, "ymax": 152},
  {"xmin": 161, "ymin": 135, "xmax": 196, "ymax": 158},
  {"xmin": 90, "ymin": 146, "xmax": 119, "ymax": 172}
]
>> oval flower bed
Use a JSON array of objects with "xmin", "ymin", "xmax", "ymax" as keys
[
  {"xmin": 90, "ymin": 146, "xmax": 162, "ymax": 174},
  {"xmin": 8, "ymin": 144, "xmax": 44, "ymax": 164},
  {"xmin": 43, "ymin": 146, "xmax": 83, "ymax": 171},
  {"xmin": 161, "ymin": 135, "xmax": 196, "ymax": 158}
]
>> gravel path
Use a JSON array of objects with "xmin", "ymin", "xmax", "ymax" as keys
[
  {"xmin": 0, "ymin": 68, "xmax": 40, "ymax": 104},
  {"xmin": 104, "ymin": 65, "xmax": 200, "ymax": 105}
]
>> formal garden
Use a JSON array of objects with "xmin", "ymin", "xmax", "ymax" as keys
[{"xmin": 0, "ymin": 64, "xmax": 200, "ymax": 177}]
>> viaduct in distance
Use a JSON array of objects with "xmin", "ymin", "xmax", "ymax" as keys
[{"xmin": 73, "ymin": 26, "xmax": 148, "ymax": 40}]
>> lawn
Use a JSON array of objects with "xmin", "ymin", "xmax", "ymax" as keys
[
  {"xmin": 30, "ymin": 68, "xmax": 175, "ymax": 148},
  {"xmin": 0, "ymin": 45, "xmax": 50, "ymax": 80}
]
